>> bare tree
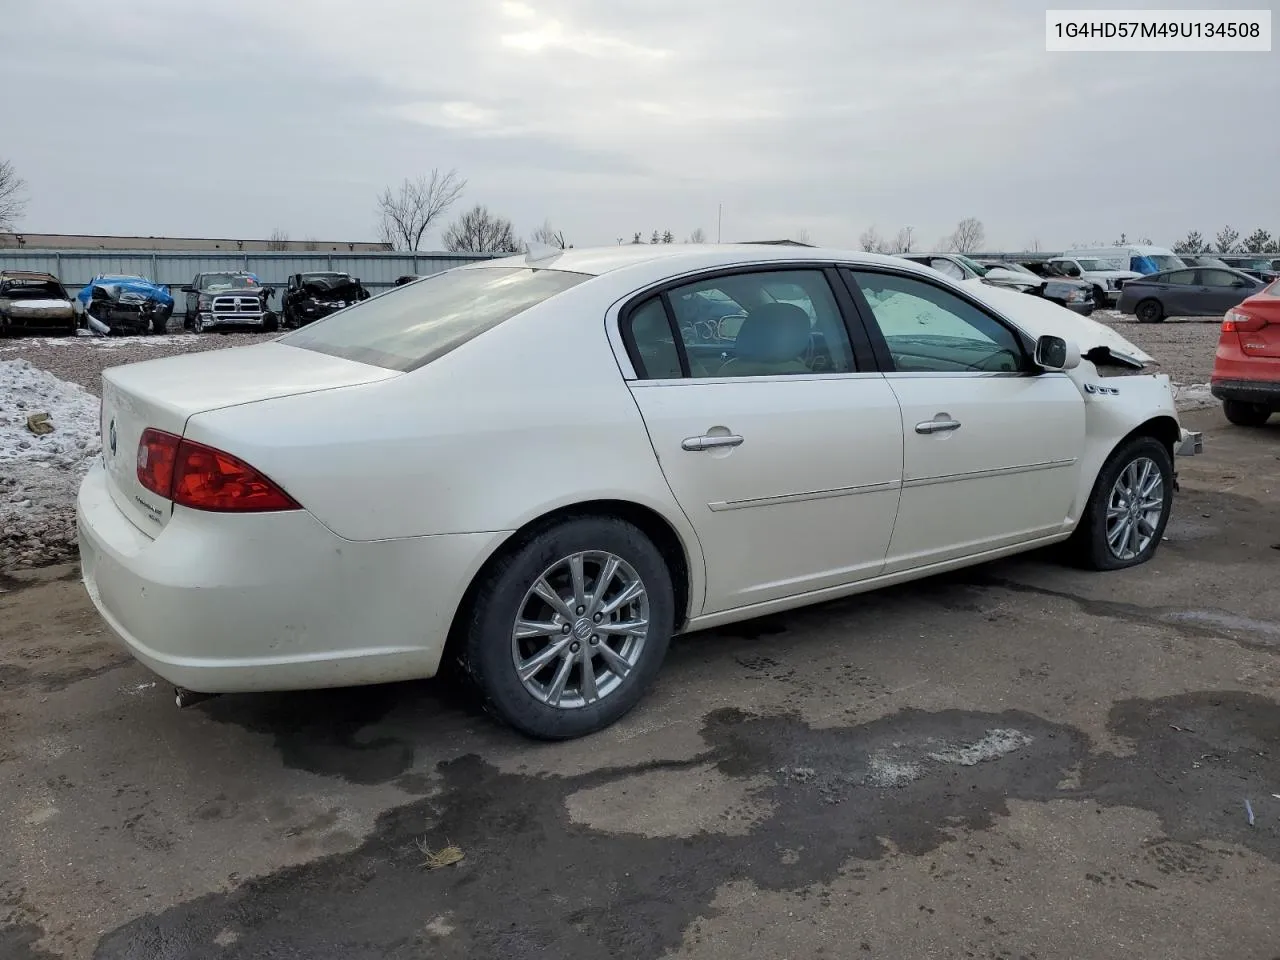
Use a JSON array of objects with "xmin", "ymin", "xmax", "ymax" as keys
[
  {"xmin": 376, "ymin": 168, "xmax": 466, "ymax": 251},
  {"xmin": 631, "ymin": 232, "xmax": 644, "ymax": 245},
  {"xmin": 1027, "ymin": 237, "xmax": 1042, "ymax": 253},
  {"xmin": 794, "ymin": 227, "xmax": 812, "ymax": 245},
  {"xmin": 949, "ymin": 217, "xmax": 985, "ymax": 254},
  {"xmin": 858, "ymin": 225, "xmax": 885, "ymax": 253},
  {"xmin": 0, "ymin": 158, "xmax": 27, "ymax": 233},
  {"xmin": 302, "ymin": 236, "xmax": 320, "ymax": 252},
  {"xmin": 442, "ymin": 204, "xmax": 523, "ymax": 254},
  {"xmin": 265, "ymin": 228, "xmax": 290, "ymax": 251},
  {"xmin": 889, "ymin": 226, "xmax": 915, "ymax": 254},
  {"xmin": 686, "ymin": 227, "xmax": 707, "ymax": 244},
  {"xmin": 1215, "ymin": 225, "xmax": 1240, "ymax": 254},
  {"xmin": 530, "ymin": 220, "xmax": 567, "ymax": 249}
]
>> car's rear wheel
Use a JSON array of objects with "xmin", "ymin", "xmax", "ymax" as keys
[
  {"xmin": 1071, "ymin": 435, "xmax": 1173, "ymax": 571},
  {"xmin": 1093, "ymin": 286, "xmax": 1108, "ymax": 309},
  {"xmin": 460, "ymin": 516, "xmax": 675, "ymax": 740},
  {"xmin": 1222, "ymin": 398, "xmax": 1272, "ymax": 427},
  {"xmin": 1135, "ymin": 299, "xmax": 1164, "ymax": 323}
]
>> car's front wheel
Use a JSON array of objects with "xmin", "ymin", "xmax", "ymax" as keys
[
  {"xmin": 1222, "ymin": 398, "xmax": 1271, "ymax": 427},
  {"xmin": 1071, "ymin": 435, "xmax": 1174, "ymax": 571},
  {"xmin": 461, "ymin": 516, "xmax": 675, "ymax": 740},
  {"xmin": 1135, "ymin": 299, "xmax": 1164, "ymax": 323}
]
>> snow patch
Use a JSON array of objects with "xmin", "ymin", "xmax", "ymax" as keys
[
  {"xmin": 864, "ymin": 755, "xmax": 923, "ymax": 788},
  {"xmin": 927, "ymin": 729, "xmax": 1034, "ymax": 767},
  {"xmin": 1173, "ymin": 382, "xmax": 1216, "ymax": 411},
  {"xmin": 0, "ymin": 331, "xmax": 203, "ymax": 353},
  {"xmin": 1, "ymin": 359, "xmax": 102, "ymax": 569}
]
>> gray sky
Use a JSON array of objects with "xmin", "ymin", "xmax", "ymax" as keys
[{"xmin": 4, "ymin": 0, "xmax": 1277, "ymax": 250}]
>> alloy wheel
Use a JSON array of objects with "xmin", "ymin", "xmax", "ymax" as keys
[
  {"xmin": 510, "ymin": 551, "xmax": 650, "ymax": 709},
  {"xmin": 1105, "ymin": 457, "xmax": 1164, "ymax": 560}
]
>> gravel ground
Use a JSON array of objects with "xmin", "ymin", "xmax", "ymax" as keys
[
  {"xmin": 1090, "ymin": 309, "xmax": 1221, "ymax": 386},
  {"xmin": 0, "ymin": 327, "xmax": 278, "ymax": 397}
]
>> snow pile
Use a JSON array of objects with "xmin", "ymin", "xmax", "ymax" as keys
[
  {"xmin": 1173, "ymin": 382, "xmax": 1217, "ymax": 411},
  {"xmin": 1, "ymin": 359, "xmax": 102, "ymax": 569},
  {"xmin": 0, "ymin": 331, "xmax": 204, "ymax": 353}
]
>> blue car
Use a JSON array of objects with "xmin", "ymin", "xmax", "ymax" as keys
[{"xmin": 77, "ymin": 275, "xmax": 175, "ymax": 336}]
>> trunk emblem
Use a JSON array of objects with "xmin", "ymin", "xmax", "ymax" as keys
[{"xmin": 108, "ymin": 419, "xmax": 117, "ymax": 456}]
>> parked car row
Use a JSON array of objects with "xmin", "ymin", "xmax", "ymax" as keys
[
  {"xmin": 1210, "ymin": 277, "xmax": 1280, "ymax": 427},
  {"xmin": 895, "ymin": 254, "xmax": 1099, "ymax": 314}
]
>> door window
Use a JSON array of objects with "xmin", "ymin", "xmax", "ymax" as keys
[
  {"xmin": 627, "ymin": 269, "xmax": 857, "ymax": 379},
  {"xmin": 1198, "ymin": 268, "xmax": 1242, "ymax": 287},
  {"xmin": 847, "ymin": 270, "xmax": 1027, "ymax": 374},
  {"xmin": 1163, "ymin": 270, "xmax": 1197, "ymax": 286},
  {"xmin": 928, "ymin": 258, "xmax": 967, "ymax": 280}
]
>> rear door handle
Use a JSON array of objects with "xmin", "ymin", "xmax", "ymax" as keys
[
  {"xmin": 682, "ymin": 434, "xmax": 745, "ymax": 451},
  {"xmin": 915, "ymin": 419, "xmax": 961, "ymax": 435}
]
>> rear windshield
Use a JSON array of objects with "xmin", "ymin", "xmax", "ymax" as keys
[
  {"xmin": 1, "ymin": 278, "xmax": 67, "ymax": 299},
  {"xmin": 282, "ymin": 266, "xmax": 589, "ymax": 371}
]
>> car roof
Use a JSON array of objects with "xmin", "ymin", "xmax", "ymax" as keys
[{"xmin": 464, "ymin": 243, "xmax": 939, "ymax": 279}]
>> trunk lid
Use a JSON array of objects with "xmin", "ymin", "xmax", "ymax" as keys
[
  {"xmin": 99, "ymin": 341, "xmax": 398, "ymax": 535},
  {"xmin": 1236, "ymin": 287, "xmax": 1280, "ymax": 359}
]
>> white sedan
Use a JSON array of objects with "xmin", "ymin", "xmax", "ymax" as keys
[{"xmin": 77, "ymin": 245, "xmax": 1202, "ymax": 739}]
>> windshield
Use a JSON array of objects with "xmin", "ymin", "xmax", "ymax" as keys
[
  {"xmin": 1, "ymin": 278, "xmax": 68, "ymax": 300},
  {"xmin": 203, "ymin": 273, "xmax": 259, "ymax": 291},
  {"xmin": 282, "ymin": 266, "xmax": 590, "ymax": 372},
  {"xmin": 985, "ymin": 262, "xmax": 1036, "ymax": 277},
  {"xmin": 1133, "ymin": 254, "xmax": 1185, "ymax": 273},
  {"xmin": 1233, "ymin": 258, "xmax": 1271, "ymax": 270},
  {"xmin": 1077, "ymin": 258, "xmax": 1126, "ymax": 271},
  {"xmin": 955, "ymin": 255, "xmax": 988, "ymax": 276}
]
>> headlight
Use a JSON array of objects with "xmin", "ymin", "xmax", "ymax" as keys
[
  {"xmin": 1066, "ymin": 290, "xmax": 1084, "ymax": 302},
  {"xmin": 197, "ymin": 295, "xmax": 212, "ymax": 309}
]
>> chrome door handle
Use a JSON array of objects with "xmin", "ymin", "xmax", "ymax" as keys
[
  {"xmin": 915, "ymin": 419, "xmax": 961, "ymax": 435},
  {"xmin": 682, "ymin": 434, "xmax": 745, "ymax": 451}
]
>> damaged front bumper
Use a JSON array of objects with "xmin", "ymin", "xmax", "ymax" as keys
[{"xmin": 1174, "ymin": 428, "xmax": 1203, "ymax": 457}]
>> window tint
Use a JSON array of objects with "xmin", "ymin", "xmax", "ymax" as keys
[
  {"xmin": 627, "ymin": 297, "xmax": 682, "ymax": 379},
  {"xmin": 1163, "ymin": 270, "xmax": 1197, "ymax": 286},
  {"xmin": 283, "ymin": 266, "xmax": 588, "ymax": 372},
  {"xmin": 1199, "ymin": 269, "xmax": 1243, "ymax": 287},
  {"xmin": 632, "ymin": 270, "xmax": 856, "ymax": 380},
  {"xmin": 848, "ymin": 270, "xmax": 1026, "ymax": 374}
]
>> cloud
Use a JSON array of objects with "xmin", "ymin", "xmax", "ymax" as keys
[{"xmin": 1, "ymin": 0, "xmax": 1277, "ymax": 249}]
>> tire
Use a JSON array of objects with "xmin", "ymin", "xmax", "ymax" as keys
[
  {"xmin": 193, "ymin": 314, "xmax": 205, "ymax": 334},
  {"xmin": 262, "ymin": 311, "xmax": 279, "ymax": 333},
  {"xmin": 460, "ymin": 516, "xmax": 675, "ymax": 740},
  {"xmin": 1093, "ymin": 286, "xmax": 1108, "ymax": 309},
  {"xmin": 1135, "ymin": 299, "xmax": 1164, "ymax": 324},
  {"xmin": 1222, "ymin": 398, "xmax": 1271, "ymax": 427},
  {"xmin": 1069, "ymin": 435, "xmax": 1174, "ymax": 571}
]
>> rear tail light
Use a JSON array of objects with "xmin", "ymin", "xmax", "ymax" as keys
[
  {"xmin": 1223, "ymin": 308, "xmax": 1265, "ymax": 333},
  {"xmin": 136, "ymin": 428, "xmax": 299, "ymax": 512}
]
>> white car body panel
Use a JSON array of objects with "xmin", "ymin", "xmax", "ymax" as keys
[{"xmin": 76, "ymin": 244, "xmax": 1194, "ymax": 697}]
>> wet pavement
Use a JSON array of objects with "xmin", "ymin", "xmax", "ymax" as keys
[{"xmin": 2, "ymin": 406, "xmax": 1279, "ymax": 959}]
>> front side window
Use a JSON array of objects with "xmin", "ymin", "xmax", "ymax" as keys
[
  {"xmin": 1199, "ymin": 269, "xmax": 1244, "ymax": 287},
  {"xmin": 627, "ymin": 269, "xmax": 856, "ymax": 380},
  {"xmin": 848, "ymin": 270, "xmax": 1026, "ymax": 374},
  {"xmin": 283, "ymin": 266, "xmax": 589, "ymax": 372},
  {"xmin": 928, "ymin": 258, "xmax": 967, "ymax": 280}
]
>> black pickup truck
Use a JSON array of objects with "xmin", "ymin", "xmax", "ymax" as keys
[{"xmin": 280, "ymin": 272, "xmax": 370, "ymax": 328}]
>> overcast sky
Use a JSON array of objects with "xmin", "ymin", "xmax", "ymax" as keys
[{"xmin": 4, "ymin": 0, "xmax": 1277, "ymax": 250}]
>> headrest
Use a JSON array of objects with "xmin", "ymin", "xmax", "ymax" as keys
[{"xmin": 733, "ymin": 302, "xmax": 811, "ymax": 362}]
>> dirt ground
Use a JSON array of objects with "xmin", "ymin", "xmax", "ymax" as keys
[{"xmin": 2, "ymin": 402, "xmax": 1279, "ymax": 959}]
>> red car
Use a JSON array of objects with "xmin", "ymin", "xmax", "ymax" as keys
[{"xmin": 1211, "ymin": 280, "xmax": 1280, "ymax": 426}]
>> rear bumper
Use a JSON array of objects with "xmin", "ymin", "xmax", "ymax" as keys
[
  {"xmin": 1210, "ymin": 378, "xmax": 1280, "ymax": 407},
  {"xmin": 76, "ymin": 461, "xmax": 506, "ymax": 694}
]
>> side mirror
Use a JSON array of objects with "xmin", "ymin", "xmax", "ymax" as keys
[
  {"xmin": 1035, "ymin": 334, "xmax": 1080, "ymax": 371},
  {"xmin": 180, "ymin": 285, "xmax": 193, "ymax": 293}
]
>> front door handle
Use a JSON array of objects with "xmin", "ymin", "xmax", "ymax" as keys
[
  {"xmin": 682, "ymin": 434, "xmax": 745, "ymax": 451},
  {"xmin": 915, "ymin": 419, "xmax": 961, "ymax": 435}
]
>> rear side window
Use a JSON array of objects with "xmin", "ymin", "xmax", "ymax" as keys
[{"xmin": 282, "ymin": 266, "xmax": 589, "ymax": 371}]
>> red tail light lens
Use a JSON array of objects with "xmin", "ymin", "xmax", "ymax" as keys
[
  {"xmin": 1223, "ymin": 308, "xmax": 1265, "ymax": 333},
  {"xmin": 136, "ymin": 429, "xmax": 299, "ymax": 512},
  {"xmin": 137, "ymin": 428, "xmax": 180, "ymax": 498}
]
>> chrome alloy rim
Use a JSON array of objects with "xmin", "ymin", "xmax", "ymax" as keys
[
  {"xmin": 510, "ymin": 551, "xmax": 649, "ymax": 709},
  {"xmin": 1106, "ymin": 457, "xmax": 1164, "ymax": 560}
]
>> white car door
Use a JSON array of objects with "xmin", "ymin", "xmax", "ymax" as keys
[
  {"xmin": 843, "ymin": 268, "xmax": 1086, "ymax": 573},
  {"xmin": 620, "ymin": 268, "xmax": 905, "ymax": 615}
]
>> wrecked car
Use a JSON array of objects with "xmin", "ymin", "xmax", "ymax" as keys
[
  {"xmin": 280, "ymin": 272, "xmax": 370, "ymax": 328},
  {"xmin": 181, "ymin": 271, "xmax": 278, "ymax": 334},
  {"xmin": 75, "ymin": 275, "xmax": 174, "ymax": 336},
  {"xmin": 0, "ymin": 270, "xmax": 78, "ymax": 336}
]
